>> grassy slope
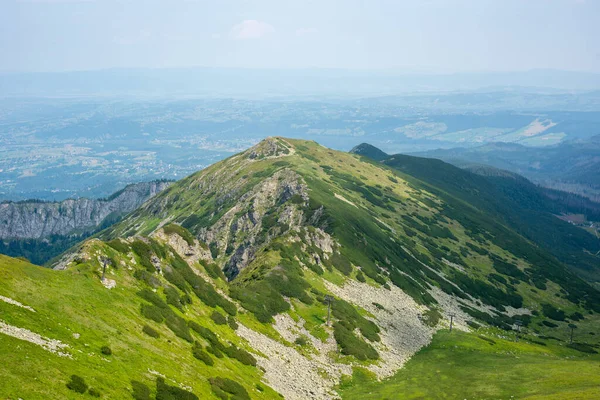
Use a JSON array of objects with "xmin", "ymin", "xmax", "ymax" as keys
[
  {"xmin": 339, "ymin": 330, "xmax": 600, "ymax": 400},
  {"xmin": 376, "ymin": 152, "xmax": 600, "ymax": 283},
  {"xmin": 104, "ymin": 138, "xmax": 600, "ymax": 340},
  {"xmin": 0, "ymin": 254, "xmax": 276, "ymax": 400},
  {"xmin": 4, "ymin": 137, "xmax": 600, "ymax": 398}
]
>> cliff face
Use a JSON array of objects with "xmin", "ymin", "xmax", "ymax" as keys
[{"xmin": 0, "ymin": 181, "xmax": 170, "ymax": 239}]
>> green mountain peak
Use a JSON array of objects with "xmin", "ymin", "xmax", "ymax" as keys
[{"xmin": 2, "ymin": 137, "xmax": 600, "ymax": 399}]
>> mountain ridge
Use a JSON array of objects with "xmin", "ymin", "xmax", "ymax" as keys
[{"xmin": 2, "ymin": 137, "xmax": 600, "ymax": 399}]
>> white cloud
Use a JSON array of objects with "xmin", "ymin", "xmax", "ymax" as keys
[
  {"xmin": 295, "ymin": 27, "xmax": 318, "ymax": 37},
  {"xmin": 229, "ymin": 20, "xmax": 275, "ymax": 40}
]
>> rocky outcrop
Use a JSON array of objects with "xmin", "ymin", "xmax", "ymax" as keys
[{"xmin": 0, "ymin": 181, "xmax": 170, "ymax": 239}]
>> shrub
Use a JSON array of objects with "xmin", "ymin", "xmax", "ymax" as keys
[
  {"xmin": 156, "ymin": 377, "xmax": 198, "ymax": 400},
  {"xmin": 209, "ymin": 377, "xmax": 250, "ymax": 400},
  {"xmin": 223, "ymin": 345, "xmax": 257, "ymax": 366},
  {"xmin": 210, "ymin": 311, "xmax": 227, "ymax": 325},
  {"xmin": 138, "ymin": 289, "xmax": 168, "ymax": 309},
  {"xmin": 567, "ymin": 342, "xmax": 598, "ymax": 354},
  {"xmin": 332, "ymin": 298, "xmax": 380, "ymax": 342},
  {"xmin": 333, "ymin": 322, "xmax": 379, "ymax": 361},
  {"xmin": 163, "ymin": 224, "xmax": 196, "ymax": 246},
  {"xmin": 356, "ymin": 271, "xmax": 366, "ymax": 282},
  {"xmin": 142, "ymin": 325, "xmax": 160, "ymax": 338},
  {"xmin": 165, "ymin": 314, "xmax": 193, "ymax": 343},
  {"xmin": 204, "ymin": 263, "xmax": 226, "ymax": 280},
  {"xmin": 133, "ymin": 270, "xmax": 161, "ymax": 288},
  {"xmin": 130, "ymin": 240, "xmax": 156, "ymax": 273},
  {"xmin": 66, "ymin": 375, "xmax": 88, "ymax": 394},
  {"xmin": 542, "ymin": 320, "xmax": 558, "ymax": 328},
  {"xmin": 422, "ymin": 309, "xmax": 442, "ymax": 328},
  {"xmin": 169, "ymin": 253, "xmax": 236, "ymax": 316},
  {"xmin": 164, "ymin": 286, "xmax": 185, "ymax": 311},
  {"xmin": 192, "ymin": 342, "xmax": 214, "ymax": 366},
  {"xmin": 227, "ymin": 316, "xmax": 239, "ymax": 330},
  {"xmin": 131, "ymin": 380, "xmax": 151, "ymax": 400},
  {"xmin": 88, "ymin": 388, "xmax": 101, "ymax": 397},
  {"xmin": 141, "ymin": 304, "xmax": 165, "ymax": 323},
  {"xmin": 100, "ymin": 345, "xmax": 112, "ymax": 356},
  {"xmin": 188, "ymin": 322, "xmax": 224, "ymax": 348},
  {"xmin": 107, "ymin": 239, "xmax": 130, "ymax": 254},
  {"xmin": 542, "ymin": 303, "xmax": 566, "ymax": 321},
  {"xmin": 294, "ymin": 336, "xmax": 308, "ymax": 346},
  {"xmin": 329, "ymin": 252, "xmax": 352, "ymax": 276}
]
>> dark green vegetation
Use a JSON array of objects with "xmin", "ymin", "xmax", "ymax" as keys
[
  {"xmin": 339, "ymin": 330, "xmax": 600, "ymax": 400},
  {"xmin": 353, "ymin": 144, "xmax": 600, "ymax": 287},
  {"xmin": 209, "ymin": 377, "xmax": 251, "ymax": 400},
  {"xmin": 414, "ymin": 135, "xmax": 600, "ymax": 201}
]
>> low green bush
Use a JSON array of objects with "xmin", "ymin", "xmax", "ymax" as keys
[
  {"xmin": 165, "ymin": 314, "xmax": 193, "ymax": 343},
  {"xmin": 100, "ymin": 345, "xmax": 112, "ymax": 356},
  {"xmin": 356, "ymin": 271, "xmax": 366, "ymax": 282},
  {"xmin": 542, "ymin": 303, "xmax": 566, "ymax": 321},
  {"xmin": 141, "ymin": 304, "xmax": 165, "ymax": 323},
  {"xmin": 106, "ymin": 239, "xmax": 130, "ymax": 254},
  {"xmin": 209, "ymin": 377, "xmax": 250, "ymax": 400},
  {"xmin": 142, "ymin": 324, "xmax": 160, "ymax": 338},
  {"xmin": 567, "ymin": 342, "xmax": 598, "ymax": 354},
  {"xmin": 223, "ymin": 345, "xmax": 257, "ymax": 366},
  {"xmin": 333, "ymin": 322, "xmax": 379, "ymax": 361},
  {"xmin": 332, "ymin": 298, "xmax": 380, "ymax": 342},
  {"xmin": 88, "ymin": 388, "xmax": 101, "ymax": 398},
  {"xmin": 164, "ymin": 286, "xmax": 185, "ymax": 311},
  {"xmin": 227, "ymin": 316, "xmax": 239, "ymax": 330},
  {"xmin": 131, "ymin": 380, "xmax": 151, "ymax": 400},
  {"xmin": 189, "ymin": 322, "xmax": 218, "ymax": 344},
  {"xmin": 192, "ymin": 342, "xmax": 214, "ymax": 366},
  {"xmin": 137, "ymin": 289, "xmax": 168, "ymax": 309},
  {"xmin": 163, "ymin": 224, "xmax": 196, "ymax": 246},
  {"xmin": 294, "ymin": 336, "xmax": 308, "ymax": 346},
  {"xmin": 205, "ymin": 263, "xmax": 226, "ymax": 280},
  {"xmin": 211, "ymin": 311, "xmax": 227, "ymax": 325},
  {"xmin": 156, "ymin": 377, "xmax": 198, "ymax": 400},
  {"xmin": 66, "ymin": 375, "xmax": 88, "ymax": 394}
]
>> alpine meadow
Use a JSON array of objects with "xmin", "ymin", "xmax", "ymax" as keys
[{"xmin": 2, "ymin": 138, "xmax": 599, "ymax": 399}]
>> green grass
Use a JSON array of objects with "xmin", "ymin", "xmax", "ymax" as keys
[
  {"xmin": 0, "ymin": 254, "xmax": 277, "ymax": 399},
  {"xmin": 339, "ymin": 330, "xmax": 600, "ymax": 400}
]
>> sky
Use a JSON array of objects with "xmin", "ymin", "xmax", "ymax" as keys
[{"xmin": 1, "ymin": 0, "xmax": 599, "ymax": 73}]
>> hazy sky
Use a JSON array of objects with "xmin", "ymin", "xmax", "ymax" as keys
[{"xmin": 2, "ymin": 0, "xmax": 599, "ymax": 73}]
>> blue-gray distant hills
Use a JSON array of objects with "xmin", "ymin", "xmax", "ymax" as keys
[{"xmin": 412, "ymin": 135, "xmax": 600, "ymax": 202}]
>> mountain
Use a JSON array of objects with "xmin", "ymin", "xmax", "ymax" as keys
[
  {"xmin": 349, "ymin": 143, "xmax": 389, "ymax": 161},
  {"xmin": 2, "ymin": 137, "xmax": 600, "ymax": 399},
  {"xmin": 351, "ymin": 144, "xmax": 600, "ymax": 285},
  {"xmin": 412, "ymin": 136, "xmax": 600, "ymax": 201},
  {"xmin": 0, "ymin": 181, "xmax": 171, "ymax": 264}
]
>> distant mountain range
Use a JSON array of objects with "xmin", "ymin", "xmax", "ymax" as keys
[{"xmin": 412, "ymin": 135, "xmax": 600, "ymax": 202}]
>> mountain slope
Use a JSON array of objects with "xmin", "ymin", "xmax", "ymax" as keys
[
  {"xmin": 0, "ymin": 181, "xmax": 171, "ymax": 264},
  {"xmin": 2, "ymin": 137, "xmax": 600, "ymax": 399},
  {"xmin": 412, "ymin": 136, "xmax": 600, "ymax": 201},
  {"xmin": 351, "ymin": 144, "xmax": 600, "ymax": 285}
]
